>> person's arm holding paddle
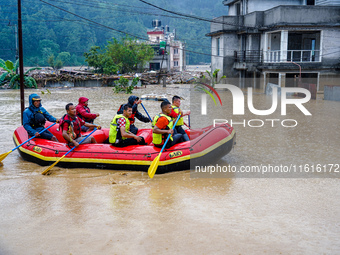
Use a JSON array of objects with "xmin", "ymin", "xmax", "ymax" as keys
[
  {"xmin": 153, "ymin": 125, "xmax": 173, "ymax": 136},
  {"xmin": 62, "ymin": 129, "xmax": 79, "ymax": 147}
]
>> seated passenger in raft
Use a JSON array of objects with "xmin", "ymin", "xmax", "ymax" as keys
[
  {"xmin": 152, "ymin": 101, "xmax": 183, "ymax": 149},
  {"xmin": 107, "ymin": 104, "xmax": 147, "ymax": 147},
  {"xmin": 171, "ymin": 95, "xmax": 190, "ymax": 142},
  {"xmin": 23, "ymin": 93, "xmax": 59, "ymax": 142},
  {"xmin": 76, "ymin": 97, "xmax": 100, "ymax": 132},
  {"xmin": 60, "ymin": 103, "xmax": 100, "ymax": 147},
  {"xmin": 117, "ymin": 95, "xmax": 151, "ymax": 135}
]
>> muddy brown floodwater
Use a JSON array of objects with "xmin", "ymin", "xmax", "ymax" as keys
[{"xmin": 0, "ymin": 85, "xmax": 339, "ymax": 254}]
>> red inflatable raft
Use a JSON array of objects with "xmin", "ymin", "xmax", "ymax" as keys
[{"xmin": 13, "ymin": 121, "xmax": 236, "ymax": 173}]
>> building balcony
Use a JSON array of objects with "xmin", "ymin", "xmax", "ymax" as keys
[
  {"xmin": 234, "ymin": 50, "xmax": 263, "ymax": 63},
  {"xmin": 264, "ymin": 50, "xmax": 321, "ymax": 63},
  {"xmin": 207, "ymin": 6, "xmax": 340, "ymax": 36}
]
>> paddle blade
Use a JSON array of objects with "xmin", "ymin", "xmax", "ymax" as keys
[
  {"xmin": 0, "ymin": 151, "xmax": 11, "ymax": 163},
  {"xmin": 148, "ymin": 154, "xmax": 161, "ymax": 179},
  {"xmin": 41, "ymin": 155, "xmax": 65, "ymax": 175}
]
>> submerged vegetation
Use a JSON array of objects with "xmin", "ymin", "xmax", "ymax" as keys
[{"xmin": 113, "ymin": 76, "xmax": 139, "ymax": 94}]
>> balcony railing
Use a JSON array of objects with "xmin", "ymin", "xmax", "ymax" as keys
[
  {"xmin": 264, "ymin": 50, "xmax": 321, "ymax": 63},
  {"xmin": 234, "ymin": 50, "xmax": 263, "ymax": 63}
]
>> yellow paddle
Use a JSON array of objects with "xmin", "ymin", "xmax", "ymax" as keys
[
  {"xmin": 148, "ymin": 115, "xmax": 181, "ymax": 178},
  {"xmin": 0, "ymin": 122, "xmax": 57, "ymax": 164},
  {"xmin": 41, "ymin": 128, "xmax": 97, "ymax": 175}
]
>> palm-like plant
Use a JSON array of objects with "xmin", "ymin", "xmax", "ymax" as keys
[{"xmin": 0, "ymin": 59, "xmax": 40, "ymax": 89}]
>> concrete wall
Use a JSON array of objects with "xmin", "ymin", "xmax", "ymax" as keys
[
  {"xmin": 243, "ymin": 11, "xmax": 264, "ymax": 27},
  {"xmin": 44, "ymin": 80, "xmax": 103, "ymax": 88},
  {"xmin": 319, "ymin": 73, "xmax": 340, "ymax": 91},
  {"xmin": 324, "ymin": 85, "xmax": 340, "ymax": 101},
  {"xmin": 263, "ymin": 6, "xmax": 340, "ymax": 26},
  {"xmin": 247, "ymin": 0, "xmax": 303, "ymax": 14},
  {"xmin": 228, "ymin": 0, "xmax": 304, "ymax": 15},
  {"xmin": 210, "ymin": 16, "xmax": 240, "ymax": 32},
  {"xmin": 211, "ymin": 33, "xmax": 239, "ymax": 78},
  {"xmin": 321, "ymin": 29, "xmax": 340, "ymax": 66}
]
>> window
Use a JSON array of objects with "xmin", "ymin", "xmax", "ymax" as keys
[
  {"xmin": 150, "ymin": 63, "xmax": 160, "ymax": 70},
  {"xmin": 174, "ymin": 48, "xmax": 179, "ymax": 55},
  {"xmin": 307, "ymin": 0, "xmax": 315, "ymax": 5},
  {"xmin": 174, "ymin": 61, "xmax": 179, "ymax": 67},
  {"xmin": 216, "ymin": 38, "xmax": 220, "ymax": 56},
  {"xmin": 236, "ymin": 2, "xmax": 241, "ymax": 15}
]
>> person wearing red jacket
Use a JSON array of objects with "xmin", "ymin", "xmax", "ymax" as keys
[{"xmin": 76, "ymin": 97, "xmax": 100, "ymax": 132}]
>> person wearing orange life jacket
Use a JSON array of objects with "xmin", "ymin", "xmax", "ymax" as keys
[
  {"xmin": 107, "ymin": 104, "xmax": 146, "ymax": 147},
  {"xmin": 170, "ymin": 95, "xmax": 190, "ymax": 142},
  {"xmin": 152, "ymin": 101, "xmax": 183, "ymax": 149},
  {"xmin": 76, "ymin": 97, "xmax": 100, "ymax": 132},
  {"xmin": 117, "ymin": 95, "xmax": 150, "ymax": 135},
  {"xmin": 60, "ymin": 103, "xmax": 101, "ymax": 147}
]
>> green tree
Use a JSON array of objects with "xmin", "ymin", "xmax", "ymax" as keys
[
  {"xmin": 84, "ymin": 37, "xmax": 154, "ymax": 74},
  {"xmin": 47, "ymin": 54, "xmax": 64, "ymax": 71},
  {"xmin": 0, "ymin": 59, "xmax": 40, "ymax": 89},
  {"xmin": 57, "ymin": 52, "xmax": 71, "ymax": 66}
]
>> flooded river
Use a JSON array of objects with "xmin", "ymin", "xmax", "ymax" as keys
[{"xmin": 0, "ymin": 85, "xmax": 339, "ymax": 254}]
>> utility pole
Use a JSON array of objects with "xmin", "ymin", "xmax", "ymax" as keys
[
  {"xmin": 18, "ymin": 0, "xmax": 25, "ymax": 125},
  {"xmin": 158, "ymin": 41, "xmax": 167, "ymax": 86},
  {"xmin": 8, "ymin": 22, "xmax": 19, "ymax": 73},
  {"xmin": 8, "ymin": 23, "xmax": 19, "ymax": 60}
]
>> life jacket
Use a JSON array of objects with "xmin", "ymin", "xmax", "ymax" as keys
[
  {"xmin": 109, "ymin": 114, "xmax": 130, "ymax": 144},
  {"xmin": 29, "ymin": 110, "xmax": 46, "ymax": 129},
  {"xmin": 60, "ymin": 114, "xmax": 82, "ymax": 139},
  {"xmin": 77, "ymin": 106, "xmax": 93, "ymax": 123},
  {"xmin": 152, "ymin": 114, "xmax": 173, "ymax": 145},
  {"xmin": 171, "ymin": 105, "xmax": 184, "ymax": 126},
  {"xmin": 118, "ymin": 104, "xmax": 136, "ymax": 125}
]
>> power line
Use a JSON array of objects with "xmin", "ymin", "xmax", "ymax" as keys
[
  {"xmin": 37, "ymin": 0, "xmax": 340, "ymax": 59},
  {"xmin": 31, "ymin": 0, "xmax": 197, "ymax": 23},
  {"xmin": 39, "ymin": 0, "xmax": 148, "ymax": 40},
  {"xmin": 46, "ymin": 0, "xmax": 157, "ymax": 11},
  {"xmin": 38, "ymin": 0, "xmax": 223, "ymax": 58},
  {"xmin": 137, "ymin": 0, "xmax": 256, "ymax": 29}
]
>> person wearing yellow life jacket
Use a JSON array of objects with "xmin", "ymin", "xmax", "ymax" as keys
[
  {"xmin": 171, "ymin": 95, "xmax": 190, "ymax": 142},
  {"xmin": 152, "ymin": 101, "xmax": 183, "ymax": 149},
  {"xmin": 108, "ymin": 104, "xmax": 146, "ymax": 147},
  {"xmin": 117, "ymin": 95, "xmax": 150, "ymax": 135},
  {"xmin": 60, "ymin": 103, "xmax": 100, "ymax": 147}
]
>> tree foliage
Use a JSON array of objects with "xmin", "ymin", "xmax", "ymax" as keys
[
  {"xmin": 0, "ymin": 0, "xmax": 226, "ymax": 65},
  {"xmin": 84, "ymin": 37, "xmax": 154, "ymax": 74},
  {"xmin": 0, "ymin": 59, "xmax": 40, "ymax": 89}
]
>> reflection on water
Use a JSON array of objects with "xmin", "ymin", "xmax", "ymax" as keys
[
  {"xmin": 0, "ymin": 86, "xmax": 339, "ymax": 254},
  {"xmin": 190, "ymin": 87, "xmax": 340, "ymax": 178}
]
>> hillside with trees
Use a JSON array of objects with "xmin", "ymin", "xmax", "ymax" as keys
[{"xmin": 0, "ymin": 0, "xmax": 227, "ymax": 67}]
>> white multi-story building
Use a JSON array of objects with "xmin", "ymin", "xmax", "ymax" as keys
[
  {"xmin": 207, "ymin": 0, "xmax": 340, "ymax": 91},
  {"xmin": 146, "ymin": 21, "xmax": 186, "ymax": 72}
]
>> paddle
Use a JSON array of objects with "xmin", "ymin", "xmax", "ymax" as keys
[
  {"xmin": 41, "ymin": 128, "xmax": 97, "ymax": 175},
  {"xmin": 148, "ymin": 115, "xmax": 181, "ymax": 179},
  {"xmin": 0, "ymin": 122, "xmax": 57, "ymax": 164},
  {"xmin": 140, "ymin": 102, "xmax": 152, "ymax": 122}
]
